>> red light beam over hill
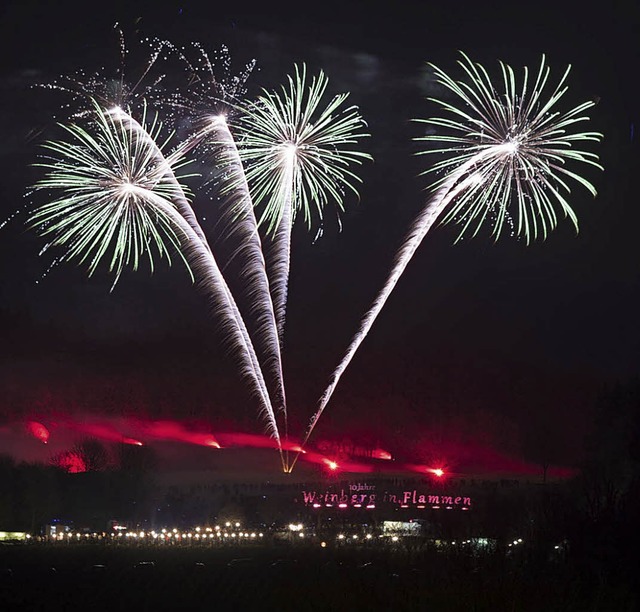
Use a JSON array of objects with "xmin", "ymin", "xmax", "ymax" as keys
[
  {"xmin": 68, "ymin": 421, "xmax": 144, "ymax": 446},
  {"xmin": 141, "ymin": 421, "xmax": 220, "ymax": 448},
  {"xmin": 25, "ymin": 420, "xmax": 50, "ymax": 444}
]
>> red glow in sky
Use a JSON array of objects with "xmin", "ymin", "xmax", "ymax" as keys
[
  {"xmin": 291, "ymin": 449, "xmax": 374, "ymax": 473},
  {"xmin": 216, "ymin": 432, "xmax": 279, "ymax": 450},
  {"xmin": 371, "ymin": 448, "xmax": 392, "ymax": 460},
  {"xmin": 68, "ymin": 422, "xmax": 144, "ymax": 446},
  {"xmin": 403, "ymin": 463, "xmax": 448, "ymax": 477},
  {"xmin": 54, "ymin": 451, "xmax": 87, "ymax": 473},
  {"xmin": 7, "ymin": 414, "xmax": 579, "ymax": 480},
  {"xmin": 25, "ymin": 420, "xmax": 50, "ymax": 444},
  {"xmin": 122, "ymin": 437, "xmax": 144, "ymax": 446},
  {"xmin": 142, "ymin": 421, "xmax": 220, "ymax": 448}
]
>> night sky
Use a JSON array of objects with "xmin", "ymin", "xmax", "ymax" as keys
[{"xmin": 0, "ymin": 0, "xmax": 638, "ymax": 473}]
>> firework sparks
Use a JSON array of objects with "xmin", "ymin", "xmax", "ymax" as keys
[
  {"xmin": 232, "ymin": 64, "xmax": 371, "ymax": 339},
  {"xmin": 31, "ymin": 99, "xmax": 195, "ymax": 286},
  {"xmin": 176, "ymin": 45, "xmax": 289, "ymax": 444},
  {"xmin": 38, "ymin": 27, "xmax": 185, "ymax": 121},
  {"xmin": 30, "ymin": 102, "xmax": 284, "ymax": 458},
  {"xmin": 294, "ymin": 53, "xmax": 602, "ymax": 467},
  {"xmin": 417, "ymin": 52, "xmax": 603, "ymax": 242},
  {"xmin": 175, "ymin": 42, "xmax": 255, "ymax": 132}
]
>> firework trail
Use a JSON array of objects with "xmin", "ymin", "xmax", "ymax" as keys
[
  {"xmin": 215, "ymin": 118, "xmax": 291, "ymax": 440},
  {"xmin": 177, "ymin": 44, "xmax": 289, "ymax": 443},
  {"xmin": 232, "ymin": 64, "xmax": 371, "ymax": 341},
  {"xmin": 30, "ymin": 102, "xmax": 284, "ymax": 459},
  {"xmin": 107, "ymin": 108, "xmax": 285, "ymax": 460},
  {"xmin": 32, "ymin": 35, "xmax": 291, "ymax": 467},
  {"xmin": 292, "ymin": 53, "xmax": 602, "ymax": 468}
]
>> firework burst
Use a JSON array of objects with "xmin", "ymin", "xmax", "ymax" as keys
[
  {"xmin": 30, "ymin": 101, "xmax": 284, "ymax": 459},
  {"xmin": 31, "ymin": 37, "xmax": 288, "ymax": 461},
  {"xmin": 234, "ymin": 64, "xmax": 370, "ymax": 234},
  {"xmin": 293, "ymin": 53, "xmax": 602, "ymax": 467},
  {"xmin": 31, "ymin": 100, "xmax": 194, "ymax": 286},
  {"xmin": 232, "ymin": 64, "xmax": 371, "ymax": 338},
  {"xmin": 417, "ymin": 52, "xmax": 603, "ymax": 242}
]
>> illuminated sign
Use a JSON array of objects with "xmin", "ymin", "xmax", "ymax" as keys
[{"xmin": 300, "ymin": 483, "xmax": 471, "ymax": 510}]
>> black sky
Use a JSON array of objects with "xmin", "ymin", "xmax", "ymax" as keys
[{"xmin": 0, "ymin": 0, "xmax": 639, "ymax": 468}]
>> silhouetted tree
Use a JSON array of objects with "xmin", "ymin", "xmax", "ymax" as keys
[
  {"xmin": 570, "ymin": 380, "xmax": 640, "ymax": 590},
  {"xmin": 72, "ymin": 438, "xmax": 110, "ymax": 472}
]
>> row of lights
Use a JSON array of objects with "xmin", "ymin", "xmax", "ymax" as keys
[
  {"xmin": 336, "ymin": 533, "xmax": 378, "ymax": 541},
  {"xmin": 287, "ymin": 525, "xmax": 407, "ymax": 544},
  {"xmin": 41, "ymin": 531, "xmax": 530, "ymax": 550},
  {"xmin": 51, "ymin": 530, "xmax": 402, "ymax": 543},
  {"xmin": 120, "ymin": 531, "xmax": 264, "ymax": 540},
  {"xmin": 49, "ymin": 530, "xmax": 266, "ymax": 542},
  {"xmin": 48, "ymin": 521, "xmax": 267, "ymax": 542},
  {"xmin": 112, "ymin": 523, "xmax": 242, "ymax": 532}
]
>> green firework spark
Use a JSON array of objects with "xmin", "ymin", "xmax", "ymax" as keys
[
  {"xmin": 231, "ymin": 64, "xmax": 371, "ymax": 234},
  {"xmin": 416, "ymin": 52, "xmax": 603, "ymax": 242},
  {"xmin": 31, "ymin": 100, "xmax": 196, "ymax": 286}
]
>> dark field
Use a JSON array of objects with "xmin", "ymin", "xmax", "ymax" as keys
[{"xmin": 0, "ymin": 543, "xmax": 636, "ymax": 612}]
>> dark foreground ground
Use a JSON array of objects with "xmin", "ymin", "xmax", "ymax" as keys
[{"xmin": 0, "ymin": 543, "xmax": 636, "ymax": 612}]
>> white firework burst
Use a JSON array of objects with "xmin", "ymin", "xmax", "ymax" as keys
[
  {"xmin": 31, "ymin": 100, "xmax": 194, "ymax": 286},
  {"xmin": 417, "ymin": 52, "xmax": 603, "ymax": 242},
  {"xmin": 293, "ymin": 53, "xmax": 602, "ymax": 468}
]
